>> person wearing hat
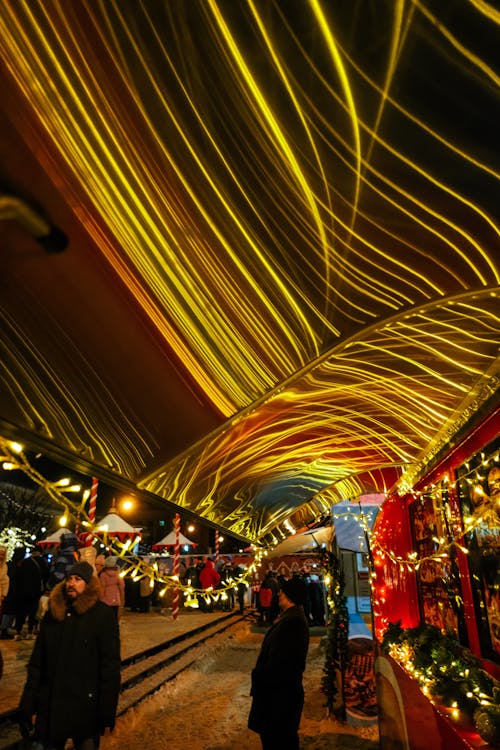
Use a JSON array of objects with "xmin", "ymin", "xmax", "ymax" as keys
[
  {"xmin": 18, "ymin": 560, "xmax": 121, "ymax": 750},
  {"xmin": 45, "ymin": 532, "xmax": 80, "ymax": 592},
  {"xmin": 248, "ymin": 575, "xmax": 310, "ymax": 749},
  {"xmin": 99, "ymin": 556, "xmax": 125, "ymax": 618}
]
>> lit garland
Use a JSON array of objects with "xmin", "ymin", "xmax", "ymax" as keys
[
  {"xmin": 319, "ymin": 549, "xmax": 349, "ymax": 720},
  {"xmin": 371, "ymin": 447, "xmax": 500, "ymax": 571},
  {"xmin": 0, "ymin": 436, "xmax": 263, "ymax": 604},
  {"xmin": 382, "ymin": 621, "xmax": 500, "ymax": 745},
  {"xmin": 1, "ymin": 435, "xmax": 497, "ymax": 605}
]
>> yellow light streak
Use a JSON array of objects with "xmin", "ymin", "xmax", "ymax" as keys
[{"xmin": 0, "ymin": 2, "xmax": 498, "ymax": 540}]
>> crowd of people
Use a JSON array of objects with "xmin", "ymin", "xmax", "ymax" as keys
[
  {"xmin": 0, "ymin": 535, "xmax": 126, "ymax": 641},
  {"xmin": 1, "ymin": 540, "xmax": 326, "ymax": 639},
  {"xmin": 0, "ymin": 544, "xmax": 50, "ymax": 640},
  {"xmin": 124, "ymin": 554, "xmax": 326, "ymax": 627},
  {"xmin": 0, "ymin": 536, "xmax": 326, "ymax": 749},
  {"xmin": 254, "ymin": 567, "xmax": 326, "ymax": 629}
]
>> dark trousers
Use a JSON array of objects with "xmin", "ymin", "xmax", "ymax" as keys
[
  {"xmin": 15, "ymin": 596, "xmax": 39, "ymax": 634},
  {"xmin": 259, "ymin": 727, "xmax": 299, "ymax": 750}
]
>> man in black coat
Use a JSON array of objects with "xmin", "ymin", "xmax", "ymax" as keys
[
  {"xmin": 18, "ymin": 561, "xmax": 121, "ymax": 750},
  {"xmin": 248, "ymin": 576, "xmax": 310, "ymax": 749}
]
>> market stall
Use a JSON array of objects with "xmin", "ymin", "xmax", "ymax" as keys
[{"xmin": 372, "ymin": 403, "xmax": 500, "ymax": 749}]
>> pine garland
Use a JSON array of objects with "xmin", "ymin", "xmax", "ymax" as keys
[
  {"xmin": 382, "ymin": 621, "xmax": 500, "ymax": 745},
  {"xmin": 320, "ymin": 549, "xmax": 350, "ymax": 720}
]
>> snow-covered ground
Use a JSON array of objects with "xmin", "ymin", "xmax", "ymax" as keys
[{"xmin": 103, "ymin": 621, "xmax": 380, "ymax": 750}]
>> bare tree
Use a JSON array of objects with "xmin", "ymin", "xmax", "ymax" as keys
[{"xmin": 0, "ymin": 482, "xmax": 56, "ymax": 538}]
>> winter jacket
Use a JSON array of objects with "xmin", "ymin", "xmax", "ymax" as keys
[
  {"xmin": 19, "ymin": 575, "xmax": 121, "ymax": 744},
  {"xmin": 248, "ymin": 604, "xmax": 309, "ymax": 735},
  {"xmin": 259, "ymin": 586, "xmax": 272, "ymax": 608},
  {"xmin": 46, "ymin": 533, "xmax": 79, "ymax": 591},
  {"xmin": 99, "ymin": 568, "xmax": 125, "ymax": 607},
  {"xmin": 16, "ymin": 555, "xmax": 46, "ymax": 600},
  {"xmin": 199, "ymin": 560, "xmax": 221, "ymax": 590},
  {"xmin": 2, "ymin": 550, "xmax": 27, "ymax": 614}
]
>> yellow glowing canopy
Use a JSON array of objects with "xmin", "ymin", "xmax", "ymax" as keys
[{"xmin": 0, "ymin": 1, "xmax": 498, "ymax": 543}]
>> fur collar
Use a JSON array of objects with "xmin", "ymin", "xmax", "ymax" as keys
[{"xmin": 49, "ymin": 575, "xmax": 102, "ymax": 621}]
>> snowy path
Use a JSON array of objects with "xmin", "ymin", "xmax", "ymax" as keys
[{"xmin": 102, "ymin": 622, "xmax": 380, "ymax": 750}]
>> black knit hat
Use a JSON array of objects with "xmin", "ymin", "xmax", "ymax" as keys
[
  {"xmin": 281, "ymin": 577, "xmax": 307, "ymax": 606},
  {"xmin": 67, "ymin": 561, "xmax": 93, "ymax": 584}
]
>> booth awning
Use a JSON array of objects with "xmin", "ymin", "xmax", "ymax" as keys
[
  {"xmin": 152, "ymin": 531, "xmax": 197, "ymax": 551},
  {"xmin": 37, "ymin": 527, "xmax": 72, "ymax": 549},
  {"xmin": 94, "ymin": 510, "xmax": 141, "ymax": 541}
]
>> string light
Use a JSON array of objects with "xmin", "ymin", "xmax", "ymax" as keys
[{"xmin": 1, "ymin": 434, "xmax": 496, "ymax": 607}]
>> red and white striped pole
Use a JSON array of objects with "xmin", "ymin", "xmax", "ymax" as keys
[
  {"xmin": 172, "ymin": 513, "xmax": 181, "ymax": 620},
  {"xmin": 215, "ymin": 529, "xmax": 219, "ymax": 562},
  {"xmin": 85, "ymin": 477, "xmax": 98, "ymax": 546}
]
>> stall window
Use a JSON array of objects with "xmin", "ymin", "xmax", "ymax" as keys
[
  {"xmin": 410, "ymin": 488, "xmax": 465, "ymax": 640},
  {"xmin": 456, "ymin": 436, "xmax": 500, "ymax": 663}
]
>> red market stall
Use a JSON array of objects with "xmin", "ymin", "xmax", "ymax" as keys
[{"xmin": 372, "ymin": 403, "xmax": 500, "ymax": 749}]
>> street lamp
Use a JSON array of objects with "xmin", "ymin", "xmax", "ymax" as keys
[{"xmin": 119, "ymin": 496, "xmax": 135, "ymax": 513}]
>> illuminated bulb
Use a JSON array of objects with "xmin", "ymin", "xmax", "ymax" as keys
[
  {"xmin": 2, "ymin": 462, "xmax": 15, "ymax": 470},
  {"xmin": 59, "ymin": 515, "xmax": 68, "ymax": 527},
  {"xmin": 9, "ymin": 441, "xmax": 23, "ymax": 453}
]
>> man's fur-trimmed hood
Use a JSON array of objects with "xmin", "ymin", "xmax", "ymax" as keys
[{"xmin": 49, "ymin": 575, "xmax": 102, "ymax": 621}]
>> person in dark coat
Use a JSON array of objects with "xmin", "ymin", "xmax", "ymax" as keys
[
  {"xmin": 248, "ymin": 577, "xmax": 310, "ymax": 750},
  {"xmin": 18, "ymin": 561, "xmax": 121, "ymax": 750},
  {"xmin": 266, "ymin": 571, "xmax": 280, "ymax": 625},
  {"xmin": 0, "ymin": 547, "xmax": 26, "ymax": 639},
  {"xmin": 14, "ymin": 548, "xmax": 48, "ymax": 639},
  {"xmin": 184, "ymin": 556, "xmax": 203, "ymax": 589}
]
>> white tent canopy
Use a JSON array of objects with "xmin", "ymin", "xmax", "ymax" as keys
[
  {"xmin": 152, "ymin": 530, "xmax": 197, "ymax": 550},
  {"xmin": 37, "ymin": 527, "xmax": 72, "ymax": 548},
  {"xmin": 95, "ymin": 510, "xmax": 141, "ymax": 540},
  {"xmin": 333, "ymin": 501, "xmax": 381, "ymax": 553},
  {"xmin": 268, "ymin": 526, "xmax": 333, "ymax": 557}
]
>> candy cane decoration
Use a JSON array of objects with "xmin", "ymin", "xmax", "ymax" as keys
[
  {"xmin": 85, "ymin": 477, "xmax": 98, "ymax": 546},
  {"xmin": 215, "ymin": 529, "xmax": 219, "ymax": 562},
  {"xmin": 172, "ymin": 513, "xmax": 181, "ymax": 620}
]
